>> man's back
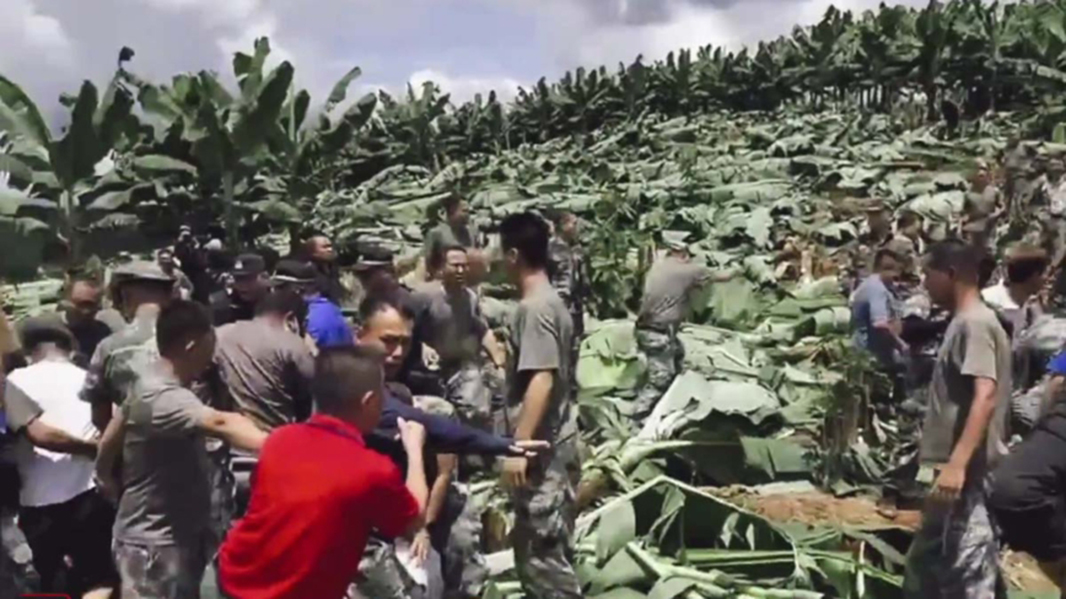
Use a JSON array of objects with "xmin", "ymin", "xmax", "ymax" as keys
[
  {"xmin": 219, "ymin": 415, "xmax": 418, "ymax": 599},
  {"xmin": 7, "ymin": 360, "xmax": 96, "ymax": 507},
  {"xmin": 114, "ymin": 366, "xmax": 211, "ymax": 547},
  {"xmin": 214, "ymin": 320, "xmax": 314, "ymax": 431},
  {"xmin": 638, "ymin": 258, "xmax": 711, "ymax": 329},
  {"xmin": 81, "ymin": 312, "xmax": 159, "ymax": 409}
]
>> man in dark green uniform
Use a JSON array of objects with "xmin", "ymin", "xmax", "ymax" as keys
[{"xmin": 547, "ymin": 209, "xmax": 589, "ymax": 375}]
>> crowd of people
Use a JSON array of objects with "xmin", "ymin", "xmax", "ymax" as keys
[
  {"xmin": 846, "ymin": 153, "xmax": 1066, "ymax": 597},
  {"xmin": 5, "ymin": 150, "xmax": 1066, "ymax": 599},
  {"xmin": 0, "ymin": 195, "xmax": 594, "ymax": 599}
]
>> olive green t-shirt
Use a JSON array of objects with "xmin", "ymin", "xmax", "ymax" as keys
[
  {"xmin": 919, "ymin": 302, "xmax": 1012, "ymax": 469},
  {"xmin": 506, "ymin": 282, "xmax": 576, "ymax": 443}
]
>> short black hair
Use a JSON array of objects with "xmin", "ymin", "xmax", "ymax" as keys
[
  {"xmin": 312, "ymin": 345, "xmax": 385, "ymax": 414},
  {"xmin": 427, "ymin": 242, "xmax": 466, "ymax": 273},
  {"xmin": 156, "ymin": 300, "xmax": 213, "ymax": 356},
  {"xmin": 255, "ymin": 289, "xmax": 308, "ymax": 324},
  {"xmin": 897, "ymin": 211, "xmax": 922, "ymax": 229},
  {"xmin": 873, "ymin": 248, "xmax": 902, "ymax": 269},
  {"xmin": 441, "ymin": 193, "xmax": 464, "ymax": 215},
  {"xmin": 925, "ymin": 239, "xmax": 986, "ymax": 285},
  {"xmin": 1006, "ymin": 248, "xmax": 1049, "ymax": 284},
  {"xmin": 500, "ymin": 212, "xmax": 550, "ymax": 270},
  {"xmin": 19, "ymin": 318, "xmax": 74, "ymax": 354},
  {"xmin": 358, "ymin": 293, "xmax": 415, "ymax": 326}
]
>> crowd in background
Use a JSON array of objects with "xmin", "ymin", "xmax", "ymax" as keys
[{"xmin": 0, "ymin": 196, "xmax": 588, "ymax": 599}]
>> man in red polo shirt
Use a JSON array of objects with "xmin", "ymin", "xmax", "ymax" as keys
[{"xmin": 217, "ymin": 346, "xmax": 428, "ymax": 599}]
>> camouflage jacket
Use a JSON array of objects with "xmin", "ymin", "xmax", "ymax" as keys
[
  {"xmin": 80, "ymin": 311, "xmax": 157, "ymax": 407},
  {"xmin": 549, "ymin": 238, "xmax": 589, "ymax": 329}
]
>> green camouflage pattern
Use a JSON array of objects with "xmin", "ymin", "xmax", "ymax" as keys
[
  {"xmin": 510, "ymin": 439, "xmax": 582, "ymax": 599},
  {"xmin": 634, "ymin": 326, "xmax": 684, "ymax": 417},
  {"xmin": 903, "ymin": 474, "xmax": 1007, "ymax": 599},
  {"xmin": 444, "ymin": 365, "xmax": 494, "ymax": 433},
  {"xmin": 549, "ymin": 238, "xmax": 589, "ymax": 343},
  {"xmin": 438, "ymin": 484, "xmax": 487, "ymax": 599},
  {"xmin": 81, "ymin": 312, "xmax": 157, "ymax": 408},
  {"xmin": 114, "ymin": 537, "xmax": 210, "ymax": 599},
  {"xmin": 351, "ymin": 538, "xmax": 421, "ymax": 599}
]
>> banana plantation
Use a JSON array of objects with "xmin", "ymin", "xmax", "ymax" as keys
[{"xmin": 5, "ymin": 0, "xmax": 1066, "ymax": 597}]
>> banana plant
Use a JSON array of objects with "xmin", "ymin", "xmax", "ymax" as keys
[
  {"xmin": 119, "ymin": 38, "xmax": 296, "ymax": 246},
  {"xmin": 0, "ymin": 49, "xmax": 160, "ymax": 266}
]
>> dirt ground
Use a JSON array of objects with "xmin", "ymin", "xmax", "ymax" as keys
[{"xmin": 707, "ymin": 486, "xmax": 1058, "ymax": 595}]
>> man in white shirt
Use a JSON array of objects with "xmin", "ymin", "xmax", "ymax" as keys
[{"xmin": 3, "ymin": 318, "xmax": 117, "ymax": 596}]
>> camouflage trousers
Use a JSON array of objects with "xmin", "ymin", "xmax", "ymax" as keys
[
  {"xmin": 206, "ymin": 443, "xmax": 236, "ymax": 553},
  {"xmin": 350, "ymin": 538, "xmax": 436, "ymax": 599},
  {"xmin": 444, "ymin": 365, "xmax": 497, "ymax": 433},
  {"xmin": 1, "ymin": 509, "xmax": 38, "ymax": 596},
  {"xmin": 436, "ymin": 484, "xmax": 488, "ymax": 599},
  {"xmin": 114, "ymin": 535, "xmax": 211, "ymax": 599},
  {"xmin": 903, "ymin": 471, "xmax": 1007, "ymax": 599},
  {"xmin": 511, "ymin": 439, "xmax": 582, "ymax": 599},
  {"xmin": 634, "ymin": 326, "xmax": 684, "ymax": 417}
]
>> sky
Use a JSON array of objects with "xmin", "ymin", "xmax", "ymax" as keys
[{"xmin": 1, "ymin": 0, "xmax": 935, "ymax": 124}]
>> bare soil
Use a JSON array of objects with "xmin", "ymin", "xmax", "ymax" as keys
[{"xmin": 706, "ymin": 486, "xmax": 1058, "ymax": 594}]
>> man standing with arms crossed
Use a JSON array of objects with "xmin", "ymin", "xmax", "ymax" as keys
[
  {"xmin": 903, "ymin": 240, "xmax": 1012, "ymax": 598},
  {"xmin": 498, "ymin": 212, "xmax": 582, "ymax": 598}
]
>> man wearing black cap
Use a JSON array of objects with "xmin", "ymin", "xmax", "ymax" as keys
[{"xmin": 210, "ymin": 253, "xmax": 271, "ymax": 327}]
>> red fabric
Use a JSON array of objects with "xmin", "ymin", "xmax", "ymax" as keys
[{"xmin": 218, "ymin": 414, "xmax": 419, "ymax": 599}]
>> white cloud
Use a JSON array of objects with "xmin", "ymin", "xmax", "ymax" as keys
[
  {"xmin": 0, "ymin": 0, "xmax": 74, "ymax": 72},
  {"xmin": 409, "ymin": 69, "xmax": 523, "ymax": 104}
]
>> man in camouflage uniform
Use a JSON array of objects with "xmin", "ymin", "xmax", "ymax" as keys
[
  {"xmin": 498, "ymin": 212, "xmax": 582, "ymax": 598},
  {"xmin": 634, "ymin": 237, "xmax": 734, "ymax": 417},
  {"xmin": 903, "ymin": 241, "xmax": 1012, "ymax": 598},
  {"xmin": 547, "ymin": 209, "xmax": 589, "ymax": 376},
  {"xmin": 410, "ymin": 244, "xmax": 505, "ymax": 432},
  {"xmin": 81, "ymin": 261, "xmax": 174, "ymax": 431}
]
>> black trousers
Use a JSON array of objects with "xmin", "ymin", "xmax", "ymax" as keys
[{"xmin": 19, "ymin": 488, "xmax": 118, "ymax": 595}]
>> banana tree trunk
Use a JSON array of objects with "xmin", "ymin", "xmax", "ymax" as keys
[
  {"xmin": 223, "ymin": 170, "xmax": 238, "ymax": 251},
  {"xmin": 925, "ymin": 83, "xmax": 938, "ymax": 122},
  {"xmin": 60, "ymin": 189, "xmax": 80, "ymax": 264}
]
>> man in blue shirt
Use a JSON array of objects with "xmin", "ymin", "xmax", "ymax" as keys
[
  {"xmin": 274, "ymin": 260, "xmax": 354, "ymax": 349},
  {"xmin": 355, "ymin": 294, "xmax": 543, "ymax": 599},
  {"xmin": 851, "ymin": 248, "xmax": 908, "ymax": 397}
]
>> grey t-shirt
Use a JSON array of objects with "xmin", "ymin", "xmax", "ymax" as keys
[
  {"xmin": 2, "ymin": 378, "xmax": 42, "ymax": 432},
  {"xmin": 850, "ymin": 275, "xmax": 899, "ymax": 366},
  {"xmin": 506, "ymin": 282, "xmax": 576, "ymax": 442},
  {"xmin": 919, "ymin": 302, "xmax": 1012, "ymax": 469},
  {"xmin": 214, "ymin": 320, "xmax": 314, "ymax": 432},
  {"xmin": 410, "ymin": 282, "xmax": 488, "ymax": 372},
  {"xmin": 638, "ymin": 257, "xmax": 714, "ymax": 329},
  {"xmin": 114, "ymin": 366, "xmax": 211, "ymax": 546}
]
